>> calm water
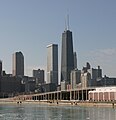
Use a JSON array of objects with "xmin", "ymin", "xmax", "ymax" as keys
[{"xmin": 0, "ymin": 104, "xmax": 116, "ymax": 120}]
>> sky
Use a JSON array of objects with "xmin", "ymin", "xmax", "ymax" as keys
[{"xmin": 0, "ymin": 0, "xmax": 116, "ymax": 79}]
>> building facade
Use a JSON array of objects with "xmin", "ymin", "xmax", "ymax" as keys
[
  {"xmin": 90, "ymin": 66, "xmax": 102, "ymax": 80},
  {"xmin": 47, "ymin": 44, "xmax": 58, "ymax": 86},
  {"xmin": 81, "ymin": 71, "xmax": 91, "ymax": 88},
  {"xmin": 89, "ymin": 87, "xmax": 116, "ymax": 102},
  {"xmin": 0, "ymin": 76, "xmax": 22, "ymax": 97},
  {"xmin": 73, "ymin": 52, "xmax": 77, "ymax": 69},
  {"xmin": 33, "ymin": 69, "xmax": 44, "ymax": 84},
  {"xmin": 97, "ymin": 76, "xmax": 116, "ymax": 87},
  {"xmin": 12, "ymin": 51, "xmax": 24, "ymax": 76},
  {"xmin": 0, "ymin": 60, "xmax": 2, "ymax": 76},
  {"xmin": 61, "ymin": 30, "xmax": 74, "ymax": 83},
  {"xmin": 89, "ymin": 66, "xmax": 102, "ymax": 86},
  {"xmin": 70, "ymin": 69, "xmax": 81, "ymax": 89}
]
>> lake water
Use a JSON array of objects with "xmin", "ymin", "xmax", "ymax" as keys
[{"xmin": 0, "ymin": 103, "xmax": 116, "ymax": 120}]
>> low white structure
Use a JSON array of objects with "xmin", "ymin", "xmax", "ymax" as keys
[{"xmin": 89, "ymin": 87, "xmax": 116, "ymax": 101}]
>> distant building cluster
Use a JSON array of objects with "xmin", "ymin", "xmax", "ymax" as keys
[{"xmin": 0, "ymin": 24, "xmax": 116, "ymax": 98}]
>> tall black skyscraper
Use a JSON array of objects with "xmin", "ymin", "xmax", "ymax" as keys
[{"xmin": 61, "ymin": 29, "xmax": 74, "ymax": 83}]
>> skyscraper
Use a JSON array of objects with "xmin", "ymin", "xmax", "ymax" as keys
[
  {"xmin": 70, "ymin": 69, "xmax": 81, "ymax": 89},
  {"xmin": 89, "ymin": 66, "xmax": 102, "ymax": 86},
  {"xmin": 33, "ymin": 69, "xmax": 44, "ymax": 84},
  {"xmin": 81, "ymin": 71, "xmax": 91, "ymax": 88},
  {"xmin": 47, "ymin": 44, "xmax": 58, "ymax": 86},
  {"xmin": 0, "ymin": 60, "xmax": 2, "ymax": 76},
  {"xmin": 61, "ymin": 29, "xmax": 74, "ymax": 83},
  {"xmin": 12, "ymin": 51, "xmax": 24, "ymax": 76},
  {"xmin": 73, "ymin": 52, "xmax": 77, "ymax": 69}
]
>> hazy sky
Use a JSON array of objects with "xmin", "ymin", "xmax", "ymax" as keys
[{"xmin": 0, "ymin": 0, "xmax": 116, "ymax": 79}]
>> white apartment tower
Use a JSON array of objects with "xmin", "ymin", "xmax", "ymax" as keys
[{"xmin": 47, "ymin": 44, "xmax": 58, "ymax": 86}]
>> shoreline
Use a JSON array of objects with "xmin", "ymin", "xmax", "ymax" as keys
[{"xmin": 0, "ymin": 99, "xmax": 116, "ymax": 108}]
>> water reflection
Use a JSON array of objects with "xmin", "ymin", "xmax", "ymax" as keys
[
  {"xmin": 88, "ymin": 107, "xmax": 116, "ymax": 120},
  {"xmin": 0, "ymin": 104, "xmax": 115, "ymax": 120},
  {"xmin": 41, "ymin": 105, "xmax": 89, "ymax": 120}
]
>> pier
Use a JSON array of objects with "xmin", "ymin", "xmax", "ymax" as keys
[{"xmin": 14, "ymin": 87, "xmax": 95, "ymax": 101}]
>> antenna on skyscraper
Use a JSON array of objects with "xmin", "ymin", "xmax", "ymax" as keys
[
  {"xmin": 65, "ymin": 9, "xmax": 70, "ymax": 30},
  {"xmin": 65, "ymin": 14, "xmax": 70, "ymax": 30},
  {"xmin": 65, "ymin": 16, "xmax": 67, "ymax": 31},
  {"xmin": 67, "ymin": 14, "xmax": 70, "ymax": 30}
]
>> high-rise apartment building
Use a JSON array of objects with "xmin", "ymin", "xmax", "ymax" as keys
[
  {"xmin": 70, "ymin": 69, "xmax": 81, "ymax": 89},
  {"xmin": 90, "ymin": 66, "xmax": 102, "ymax": 80},
  {"xmin": 81, "ymin": 71, "xmax": 91, "ymax": 88},
  {"xmin": 89, "ymin": 66, "xmax": 102, "ymax": 86},
  {"xmin": 33, "ymin": 69, "xmax": 44, "ymax": 84},
  {"xmin": 47, "ymin": 44, "xmax": 58, "ymax": 86},
  {"xmin": 61, "ymin": 29, "xmax": 74, "ymax": 83},
  {"xmin": 12, "ymin": 51, "xmax": 24, "ymax": 76}
]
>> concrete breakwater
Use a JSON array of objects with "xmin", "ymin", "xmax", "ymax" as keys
[
  {"xmin": 27, "ymin": 100, "xmax": 116, "ymax": 108},
  {"xmin": 0, "ymin": 98, "xmax": 116, "ymax": 108}
]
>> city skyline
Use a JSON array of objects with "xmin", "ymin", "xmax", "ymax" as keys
[{"xmin": 0, "ymin": 0, "xmax": 116, "ymax": 77}]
